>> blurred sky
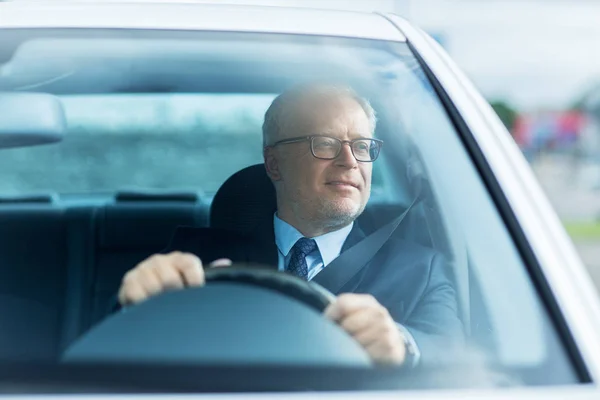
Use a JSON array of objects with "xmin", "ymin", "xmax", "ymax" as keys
[
  {"xmin": 189, "ymin": 0, "xmax": 600, "ymax": 112},
  {"xmin": 411, "ymin": 0, "xmax": 600, "ymax": 112}
]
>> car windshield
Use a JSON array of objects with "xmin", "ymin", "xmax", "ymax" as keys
[{"xmin": 0, "ymin": 28, "xmax": 579, "ymax": 392}]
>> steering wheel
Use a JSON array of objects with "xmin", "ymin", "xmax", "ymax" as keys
[
  {"xmin": 204, "ymin": 265, "xmax": 335, "ymax": 312},
  {"xmin": 63, "ymin": 265, "xmax": 371, "ymax": 367}
]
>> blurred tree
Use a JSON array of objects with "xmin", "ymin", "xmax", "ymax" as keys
[
  {"xmin": 490, "ymin": 100, "xmax": 518, "ymax": 132},
  {"xmin": 570, "ymin": 97, "xmax": 586, "ymax": 112},
  {"xmin": 569, "ymin": 82, "xmax": 600, "ymax": 112}
]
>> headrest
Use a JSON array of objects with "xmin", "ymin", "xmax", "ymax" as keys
[
  {"xmin": 210, "ymin": 164, "xmax": 277, "ymax": 237},
  {"xmin": 115, "ymin": 190, "xmax": 199, "ymax": 202},
  {"xmin": 0, "ymin": 193, "xmax": 57, "ymax": 204},
  {"xmin": 98, "ymin": 204, "xmax": 208, "ymax": 249}
]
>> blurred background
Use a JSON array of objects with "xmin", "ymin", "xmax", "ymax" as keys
[{"xmin": 207, "ymin": 0, "xmax": 600, "ymax": 288}]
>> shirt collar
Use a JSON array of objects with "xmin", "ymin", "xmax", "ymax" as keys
[{"xmin": 273, "ymin": 213, "xmax": 354, "ymax": 267}]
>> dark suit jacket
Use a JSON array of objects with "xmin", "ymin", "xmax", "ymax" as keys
[{"xmin": 165, "ymin": 221, "xmax": 465, "ymax": 365}]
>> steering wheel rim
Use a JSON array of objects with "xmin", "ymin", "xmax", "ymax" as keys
[
  {"xmin": 205, "ymin": 265, "xmax": 336, "ymax": 312},
  {"xmin": 63, "ymin": 265, "xmax": 371, "ymax": 366}
]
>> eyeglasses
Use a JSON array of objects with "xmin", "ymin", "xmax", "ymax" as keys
[{"xmin": 266, "ymin": 135, "xmax": 383, "ymax": 162}]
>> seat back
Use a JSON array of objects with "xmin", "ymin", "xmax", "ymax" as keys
[
  {"xmin": 0, "ymin": 192, "xmax": 211, "ymax": 358},
  {"xmin": 88, "ymin": 201, "xmax": 209, "ymax": 330},
  {"xmin": 0, "ymin": 205, "xmax": 69, "ymax": 361},
  {"xmin": 210, "ymin": 164, "xmax": 276, "ymax": 239}
]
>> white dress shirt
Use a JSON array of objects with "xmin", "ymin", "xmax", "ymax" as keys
[{"xmin": 274, "ymin": 214, "xmax": 353, "ymax": 279}]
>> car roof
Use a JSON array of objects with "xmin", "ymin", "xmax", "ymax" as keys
[{"xmin": 0, "ymin": 1, "xmax": 406, "ymax": 42}]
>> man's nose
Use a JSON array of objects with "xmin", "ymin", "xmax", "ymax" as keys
[{"xmin": 334, "ymin": 142, "xmax": 358, "ymax": 168}]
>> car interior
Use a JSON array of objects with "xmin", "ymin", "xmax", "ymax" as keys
[
  {"xmin": 0, "ymin": 107, "xmax": 475, "ymax": 363},
  {"xmin": 0, "ymin": 27, "xmax": 581, "ymax": 389}
]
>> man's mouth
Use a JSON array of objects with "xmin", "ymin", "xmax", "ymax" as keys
[{"xmin": 326, "ymin": 181, "xmax": 359, "ymax": 189}]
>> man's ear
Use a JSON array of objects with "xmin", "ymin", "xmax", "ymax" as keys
[{"xmin": 264, "ymin": 147, "xmax": 282, "ymax": 181}]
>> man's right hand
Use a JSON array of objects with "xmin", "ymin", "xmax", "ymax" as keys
[{"xmin": 118, "ymin": 251, "xmax": 232, "ymax": 306}]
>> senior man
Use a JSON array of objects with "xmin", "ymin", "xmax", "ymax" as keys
[{"xmin": 117, "ymin": 84, "xmax": 464, "ymax": 366}]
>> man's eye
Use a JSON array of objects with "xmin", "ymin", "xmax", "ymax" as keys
[
  {"xmin": 355, "ymin": 142, "xmax": 370, "ymax": 152},
  {"xmin": 315, "ymin": 140, "xmax": 336, "ymax": 148}
]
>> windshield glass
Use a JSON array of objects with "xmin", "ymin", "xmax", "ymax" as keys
[{"xmin": 0, "ymin": 28, "xmax": 578, "ymax": 392}]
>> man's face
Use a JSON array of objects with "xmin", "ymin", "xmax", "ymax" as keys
[{"xmin": 266, "ymin": 95, "xmax": 373, "ymax": 231}]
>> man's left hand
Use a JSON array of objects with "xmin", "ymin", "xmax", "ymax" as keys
[{"xmin": 324, "ymin": 293, "xmax": 406, "ymax": 365}]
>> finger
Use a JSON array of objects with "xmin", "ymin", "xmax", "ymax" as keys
[
  {"xmin": 324, "ymin": 293, "xmax": 380, "ymax": 321},
  {"xmin": 118, "ymin": 269, "xmax": 145, "ymax": 305},
  {"xmin": 120, "ymin": 280, "xmax": 148, "ymax": 305},
  {"xmin": 137, "ymin": 264, "xmax": 165, "ymax": 297},
  {"xmin": 117, "ymin": 284, "xmax": 128, "ymax": 306},
  {"xmin": 118, "ymin": 271, "xmax": 132, "ymax": 305},
  {"xmin": 365, "ymin": 336, "xmax": 406, "ymax": 365},
  {"xmin": 209, "ymin": 258, "xmax": 232, "ymax": 268},
  {"xmin": 353, "ymin": 321, "xmax": 396, "ymax": 348},
  {"xmin": 152, "ymin": 260, "xmax": 185, "ymax": 291},
  {"xmin": 340, "ymin": 308, "xmax": 383, "ymax": 336},
  {"xmin": 365, "ymin": 341, "xmax": 394, "ymax": 364},
  {"xmin": 170, "ymin": 252, "xmax": 205, "ymax": 287}
]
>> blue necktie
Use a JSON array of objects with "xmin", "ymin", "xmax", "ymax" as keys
[{"xmin": 286, "ymin": 237, "xmax": 317, "ymax": 280}]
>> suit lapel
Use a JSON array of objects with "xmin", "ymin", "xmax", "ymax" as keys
[
  {"xmin": 311, "ymin": 223, "xmax": 368, "ymax": 293},
  {"xmin": 341, "ymin": 223, "xmax": 366, "ymax": 252}
]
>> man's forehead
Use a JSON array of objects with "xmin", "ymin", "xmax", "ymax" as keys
[{"xmin": 280, "ymin": 95, "xmax": 371, "ymax": 138}]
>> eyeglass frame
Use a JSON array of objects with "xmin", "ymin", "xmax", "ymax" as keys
[{"xmin": 264, "ymin": 135, "xmax": 384, "ymax": 162}]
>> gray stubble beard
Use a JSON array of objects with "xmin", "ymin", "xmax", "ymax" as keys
[{"xmin": 291, "ymin": 192, "xmax": 369, "ymax": 233}]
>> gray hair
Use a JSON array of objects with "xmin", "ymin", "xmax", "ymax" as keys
[{"xmin": 262, "ymin": 84, "xmax": 377, "ymax": 146}]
